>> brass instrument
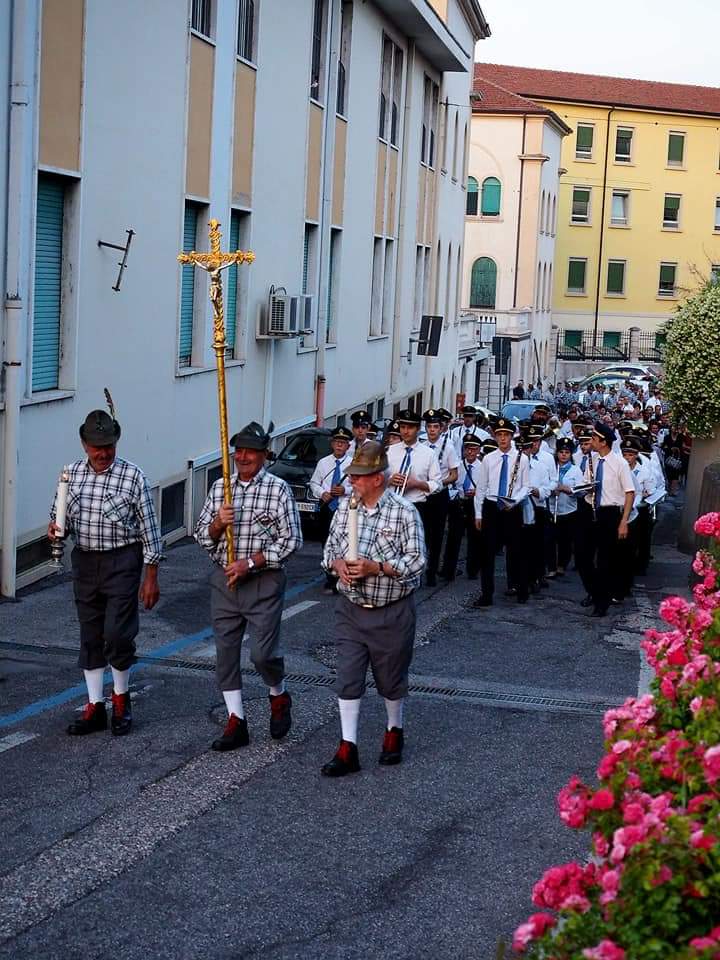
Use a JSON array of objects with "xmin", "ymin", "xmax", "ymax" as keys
[
  {"xmin": 588, "ymin": 453, "xmax": 597, "ymax": 517},
  {"xmin": 506, "ymin": 450, "xmax": 522, "ymax": 500}
]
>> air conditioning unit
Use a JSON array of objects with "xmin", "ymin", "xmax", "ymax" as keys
[{"xmin": 258, "ymin": 293, "xmax": 314, "ymax": 339}]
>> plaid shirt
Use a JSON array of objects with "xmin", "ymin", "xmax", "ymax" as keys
[
  {"xmin": 50, "ymin": 457, "xmax": 163, "ymax": 564},
  {"xmin": 195, "ymin": 468, "xmax": 302, "ymax": 568},
  {"xmin": 322, "ymin": 489, "xmax": 426, "ymax": 607}
]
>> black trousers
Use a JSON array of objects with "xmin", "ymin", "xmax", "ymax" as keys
[
  {"xmin": 574, "ymin": 500, "xmax": 595, "ymax": 596},
  {"xmin": 317, "ymin": 502, "xmax": 337, "ymax": 584},
  {"xmin": 443, "ymin": 496, "xmax": 482, "ymax": 576},
  {"xmin": 528, "ymin": 506, "xmax": 549, "ymax": 584},
  {"xmin": 71, "ymin": 543, "xmax": 144, "ymax": 671},
  {"xmin": 551, "ymin": 512, "xmax": 577, "ymax": 571},
  {"xmin": 419, "ymin": 489, "xmax": 449, "ymax": 578},
  {"xmin": 586, "ymin": 506, "xmax": 624, "ymax": 612},
  {"xmin": 634, "ymin": 506, "xmax": 653, "ymax": 575},
  {"xmin": 480, "ymin": 499, "xmax": 528, "ymax": 600}
]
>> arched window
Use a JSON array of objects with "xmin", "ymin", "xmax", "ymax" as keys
[
  {"xmin": 466, "ymin": 176, "xmax": 479, "ymax": 216},
  {"xmin": 481, "ymin": 176, "xmax": 501, "ymax": 216},
  {"xmin": 470, "ymin": 257, "xmax": 497, "ymax": 309},
  {"xmin": 540, "ymin": 191, "xmax": 546, "ymax": 234}
]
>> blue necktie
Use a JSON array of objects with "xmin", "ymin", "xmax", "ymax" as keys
[
  {"xmin": 400, "ymin": 446, "xmax": 413, "ymax": 474},
  {"xmin": 329, "ymin": 459, "xmax": 343, "ymax": 511},
  {"xmin": 463, "ymin": 463, "xmax": 473, "ymax": 492},
  {"xmin": 498, "ymin": 453, "xmax": 508, "ymax": 498},
  {"xmin": 596, "ymin": 458, "xmax": 605, "ymax": 507},
  {"xmin": 581, "ymin": 454, "xmax": 587, "ymax": 473}
]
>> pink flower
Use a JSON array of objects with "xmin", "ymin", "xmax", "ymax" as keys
[
  {"xmin": 583, "ymin": 940, "xmax": 626, "ymax": 960},
  {"xmin": 589, "ymin": 788, "xmax": 615, "ymax": 811},
  {"xmin": 694, "ymin": 512, "xmax": 720, "ymax": 538},
  {"xmin": 597, "ymin": 752, "xmax": 620, "ymax": 780},
  {"xmin": 560, "ymin": 893, "xmax": 591, "ymax": 912},
  {"xmin": 703, "ymin": 745, "xmax": 720, "ymax": 786},
  {"xmin": 691, "ymin": 829, "xmax": 718, "ymax": 850},
  {"xmin": 512, "ymin": 913, "xmax": 556, "ymax": 952},
  {"xmin": 612, "ymin": 740, "xmax": 632, "ymax": 755},
  {"xmin": 659, "ymin": 596, "xmax": 692, "ymax": 628},
  {"xmin": 557, "ymin": 778, "xmax": 590, "ymax": 827},
  {"xmin": 599, "ymin": 868, "xmax": 621, "ymax": 905},
  {"xmin": 651, "ymin": 865, "xmax": 673, "ymax": 886},
  {"xmin": 622, "ymin": 802, "xmax": 644, "ymax": 824}
]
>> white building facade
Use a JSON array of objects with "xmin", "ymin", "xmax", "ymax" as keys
[
  {"xmin": 461, "ymin": 75, "xmax": 569, "ymax": 405},
  {"xmin": 0, "ymin": 0, "xmax": 489, "ymax": 595}
]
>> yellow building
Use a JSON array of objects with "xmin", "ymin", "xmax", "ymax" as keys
[{"xmin": 474, "ymin": 64, "xmax": 720, "ymax": 360}]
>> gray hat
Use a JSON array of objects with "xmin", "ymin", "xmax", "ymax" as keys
[
  {"xmin": 344, "ymin": 440, "xmax": 388, "ymax": 476},
  {"xmin": 230, "ymin": 421, "xmax": 273, "ymax": 450},
  {"xmin": 79, "ymin": 410, "xmax": 121, "ymax": 446}
]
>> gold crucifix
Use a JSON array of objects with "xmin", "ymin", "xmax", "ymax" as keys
[{"xmin": 178, "ymin": 218, "xmax": 255, "ymax": 564}]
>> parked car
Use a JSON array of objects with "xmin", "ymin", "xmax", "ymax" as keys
[
  {"xmin": 500, "ymin": 399, "xmax": 551, "ymax": 422},
  {"xmin": 596, "ymin": 363, "xmax": 656, "ymax": 379},
  {"xmin": 575, "ymin": 372, "xmax": 654, "ymax": 405},
  {"xmin": 266, "ymin": 428, "xmax": 332, "ymax": 530}
]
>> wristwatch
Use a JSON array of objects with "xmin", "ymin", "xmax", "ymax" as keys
[
  {"xmin": 377, "ymin": 561, "xmax": 385, "ymax": 576},
  {"xmin": 247, "ymin": 558, "xmax": 256, "ymax": 572}
]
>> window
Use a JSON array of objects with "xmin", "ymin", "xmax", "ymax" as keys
[
  {"xmin": 611, "ymin": 190, "xmax": 629, "ymax": 226},
  {"xmin": 711, "ymin": 264, "xmax": 720, "ymax": 284},
  {"xmin": 606, "ymin": 259, "xmax": 626, "ymax": 296},
  {"xmin": 336, "ymin": 1, "xmax": 352, "ymax": 115},
  {"xmin": 382, "ymin": 238, "xmax": 395, "ymax": 335},
  {"xmin": 32, "ymin": 174, "xmax": 66, "ymax": 391},
  {"xmin": 667, "ymin": 131, "xmax": 685, "ymax": 167},
  {"xmin": 564, "ymin": 330, "xmax": 582, "ymax": 348},
  {"xmin": 225, "ymin": 210, "xmax": 250, "ymax": 357},
  {"xmin": 421, "ymin": 76, "xmax": 439, "ymax": 167},
  {"xmin": 567, "ymin": 258, "xmax": 587, "ymax": 294},
  {"xmin": 480, "ymin": 177, "xmax": 501, "ymax": 216},
  {"xmin": 310, "ymin": 0, "xmax": 326, "ymax": 100},
  {"xmin": 179, "ymin": 201, "xmax": 200, "ymax": 368},
  {"xmin": 715, "ymin": 198, "xmax": 720, "ymax": 232},
  {"xmin": 615, "ymin": 127, "xmax": 633, "ymax": 163},
  {"xmin": 466, "ymin": 176, "xmax": 479, "ymax": 216},
  {"xmin": 469, "ymin": 257, "xmax": 496, "ymax": 309},
  {"xmin": 377, "ymin": 397, "xmax": 384, "ymax": 419},
  {"xmin": 379, "ymin": 36, "xmax": 402, "ymax": 144},
  {"xmin": 390, "ymin": 44, "xmax": 403, "ymax": 146},
  {"xmin": 370, "ymin": 237, "xmax": 383, "ymax": 336},
  {"xmin": 161, "ymin": 481, "xmax": 186, "ymax": 537},
  {"xmin": 237, "ymin": 0, "xmax": 255, "ymax": 61},
  {"xmin": 575, "ymin": 123, "xmax": 594, "ymax": 160},
  {"xmin": 551, "ymin": 195, "xmax": 557, "ymax": 234},
  {"xmin": 326, "ymin": 228, "xmax": 341, "ymax": 343},
  {"xmin": 658, "ymin": 262, "xmax": 677, "ymax": 297},
  {"xmin": 451, "ymin": 111, "xmax": 459, "ymax": 179},
  {"xmin": 191, "ymin": 0, "xmax": 212, "ymax": 37},
  {"xmin": 602, "ymin": 331, "xmax": 621, "ymax": 350},
  {"xmin": 571, "ymin": 186, "xmax": 591, "ymax": 224},
  {"xmin": 378, "ymin": 36, "xmax": 392, "ymax": 139},
  {"xmin": 300, "ymin": 223, "xmax": 318, "ymax": 348},
  {"xmin": 663, "ymin": 194, "xmax": 681, "ymax": 229}
]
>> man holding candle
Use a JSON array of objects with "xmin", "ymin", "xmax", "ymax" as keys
[
  {"xmin": 195, "ymin": 421, "xmax": 302, "ymax": 751},
  {"xmin": 320, "ymin": 441, "xmax": 426, "ymax": 777},
  {"xmin": 48, "ymin": 409, "xmax": 162, "ymax": 737}
]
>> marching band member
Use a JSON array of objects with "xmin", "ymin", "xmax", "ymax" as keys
[
  {"xmin": 547, "ymin": 438, "xmax": 583, "ymax": 578},
  {"xmin": 310, "ymin": 426, "xmax": 354, "ymax": 593},
  {"xmin": 440, "ymin": 435, "xmax": 486, "ymax": 581},
  {"xmin": 420, "ymin": 409, "xmax": 459, "ymax": 586}
]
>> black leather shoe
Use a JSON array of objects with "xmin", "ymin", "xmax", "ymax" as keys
[
  {"xmin": 580, "ymin": 595, "xmax": 594, "ymax": 608},
  {"xmin": 67, "ymin": 701, "xmax": 107, "ymax": 736},
  {"xmin": 591, "ymin": 607, "xmax": 608, "ymax": 618},
  {"xmin": 438, "ymin": 569, "xmax": 453, "ymax": 581},
  {"xmin": 471, "ymin": 595, "xmax": 493, "ymax": 608},
  {"xmin": 212, "ymin": 714, "xmax": 250, "ymax": 751},
  {"xmin": 539, "ymin": 579, "xmax": 549, "ymax": 589},
  {"xmin": 269, "ymin": 691, "xmax": 292, "ymax": 740},
  {"xmin": 379, "ymin": 727, "xmax": 404, "ymax": 765},
  {"xmin": 321, "ymin": 740, "xmax": 361, "ymax": 777},
  {"xmin": 425, "ymin": 573, "xmax": 437, "ymax": 587},
  {"xmin": 111, "ymin": 691, "xmax": 132, "ymax": 736}
]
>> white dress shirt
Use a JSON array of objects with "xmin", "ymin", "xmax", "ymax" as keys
[
  {"xmin": 423, "ymin": 433, "xmax": 460, "ymax": 484},
  {"xmin": 632, "ymin": 459, "xmax": 657, "ymax": 507},
  {"xmin": 527, "ymin": 452, "xmax": 556, "ymax": 507},
  {"xmin": 549, "ymin": 462, "xmax": 583, "ymax": 516},
  {"xmin": 451, "ymin": 424, "xmax": 491, "ymax": 456},
  {"xmin": 309, "ymin": 452, "xmax": 353, "ymax": 500},
  {"xmin": 474, "ymin": 447, "xmax": 530, "ymax": 518},
  {"xmin": 386, "ymin": 440, "xmax": 442, "ymax": 504},
  {"xmin": 582, "ymin": 450, "xmax": 635, "ymax": 508}
]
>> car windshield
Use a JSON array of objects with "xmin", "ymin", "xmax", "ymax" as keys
[
  {"xmin": 501, "ymin": 401, "xmax": 543, "ymax": 420},
  {"xmin": 277, "ymin": 434, "xmax": 331, "ymax": 464}
]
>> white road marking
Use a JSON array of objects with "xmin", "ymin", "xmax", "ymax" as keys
[
  {"xmin": 635, "ymin": 594, "xmax": 656, "ymax": 697},
  {"xmin": 0, "ymin": 732, "xmax": 39, "ymax": 753},
  {"xmin": 192, "ymin": 600, "xmax": 320, "ymax": 659}
]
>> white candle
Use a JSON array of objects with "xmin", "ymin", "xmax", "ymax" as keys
[
  {"xmin": 347, "ymin": 494, "xmax": 359, "ymax": 561},
  {"xmin": 55, "ymin": 467, "xmax": 69, "ymax": 538}
]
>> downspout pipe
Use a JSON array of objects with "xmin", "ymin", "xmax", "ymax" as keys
[
  {"xmin": 593, "ymin": 107, "xmax": 614, "ymax": 350},
  {"xmin": 2, "ymin": 0, "xmax": 37, "ymax": 599}
]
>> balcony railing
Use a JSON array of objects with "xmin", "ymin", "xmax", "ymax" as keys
[{"xmin": 555, "ymin": 329, "xmax": 666, "ymax": 363}]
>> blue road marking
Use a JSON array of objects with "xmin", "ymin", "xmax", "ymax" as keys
[{"xmin": 0, "ymin": 574, "xmax": 326, "ymax": 730}]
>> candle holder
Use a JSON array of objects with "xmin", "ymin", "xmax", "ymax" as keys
[{"xmin": 50, "ymin": 536, "xmax": 66, "ymax": 568}]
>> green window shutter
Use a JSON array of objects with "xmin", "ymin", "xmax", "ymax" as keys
[
  {"xmin": 615, "ymin": 129, "xmax": 632, "ymax": 159},
  {"xmin": 668, "ymin": 133, "xmax": 684, "ymax": 164},
  {"xmin": 567, "ymin": 259, "xmax": 586, "ymax": 291},
  {"xmin": 480, "ymin": 177, "xmax": 501, "ymax": 216},
  {"xmin": 564, "ymin": 330, "xmax": 582, "ymax": 348},
  {"xmin": 659, "ymin": 263, "xmax": 676, "ymax": 294},
  {"xmin": 576, "ymin": 125, "xmax": 593, "ymax": 153},
  {"xmin": 470, "ymin": 257, "xmax": 496, "ymax": 308},
  {"xmin": 572, "ymin": 188, "xmax": 590, "ymax": 220},
  {"xmin": 179, "ymin": 204, "xmax": 197, "ymax": 367},
  {"xmin": 225, "ymin": 211, "xmax": 241, "ymax": 352},
  {"xmin": 466, "ymin": 176, "xmax": 478, "ymax": 216},
  {"xmin": 664, "ymin": 195, "xmax": 680, "ymax": 222},
  {"xmin": 33, "ymin": 175, "xmax": 65, "ymax": 392},
  {"xmin": 607, "ymin": 261, "xmax": 625, "ymax": 294},
  {"xmin": 602, "ymin": 331, "xmax": 621, "ymax": 349}
]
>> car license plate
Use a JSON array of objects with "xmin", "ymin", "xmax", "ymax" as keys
[{"xmin": 297, "ymin": 502, "xmax": 318, "ymax": 513}]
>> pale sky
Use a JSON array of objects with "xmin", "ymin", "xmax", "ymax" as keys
[{"xmin": 476, "ymin": 0, "xmax": 720, "ymax": 88}]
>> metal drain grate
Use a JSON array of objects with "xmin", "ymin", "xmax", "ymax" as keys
[{"xmin": 1, "ymin": 641, "xmax": 615, "ymax": 714}]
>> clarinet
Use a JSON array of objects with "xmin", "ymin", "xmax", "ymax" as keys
[
  {"xmin": 588, "ymin": 454, "xmax": 597, "ymax": 518},
  {"xmin": 506, "ymin": 450, "xmax": 522, "ymax": 500}
]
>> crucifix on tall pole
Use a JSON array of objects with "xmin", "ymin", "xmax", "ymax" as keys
[{"xmin": 178, "ymin": 219, "xmax": 254, "ymax": 564}]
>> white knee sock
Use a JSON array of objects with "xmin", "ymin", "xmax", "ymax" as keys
[
  {"xmin": 111, "ymin": 667, "xmax": 130, "ymax": 695},
  {"xmin": 384, "ymin": 697, "xmax": 405, "ymax": 730},
  {"xmin": 269, "ymin": 681, "xmax": 285, "ymax": 697},
  {"xmin": 223, "ymin": 689, "xmax": 245, "ymax": 720},
  {"xmin": 338, "ymin": 698, "xmax": 361, "ymax": 744},
  {"xmin": 83, "ymin": 668, "xmax": 105, "ymax": 704}
]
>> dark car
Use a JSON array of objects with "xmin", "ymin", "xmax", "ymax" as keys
[{"xmin": 266, "ymin": 427, "xmax": 333, "ymax": 529}]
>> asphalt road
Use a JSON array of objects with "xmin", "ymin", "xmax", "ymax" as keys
[{"xmin": 0, "ymin": 499, "xmax": 688, "ymax": 959}]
